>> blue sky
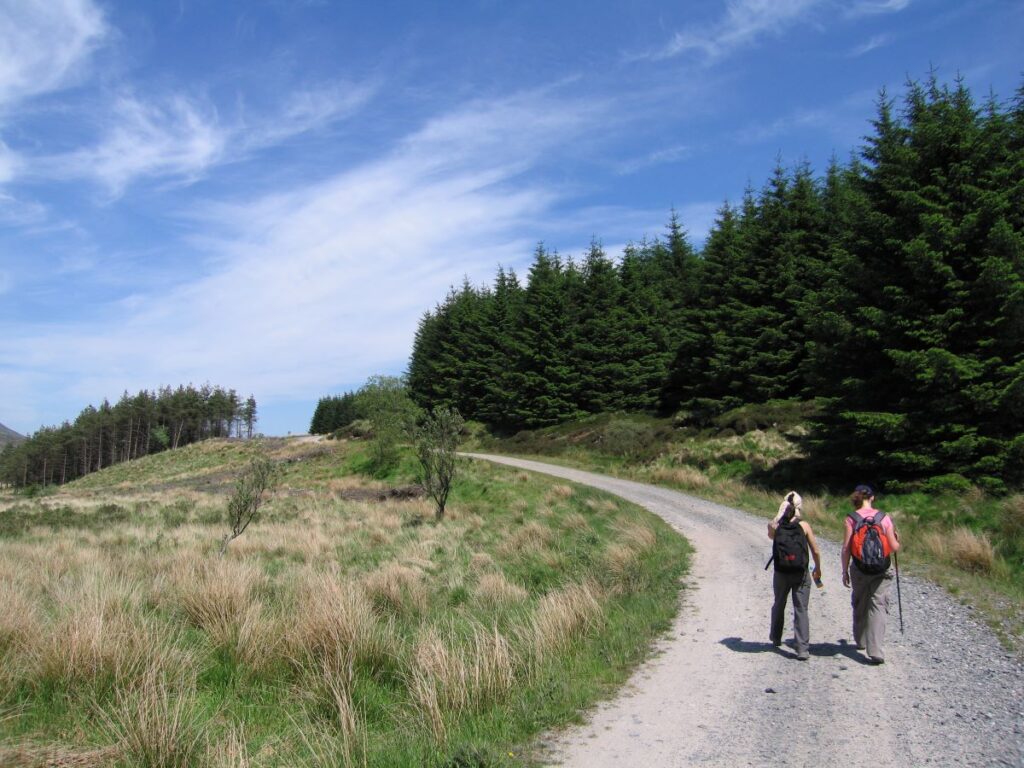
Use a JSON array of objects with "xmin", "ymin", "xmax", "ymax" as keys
[{"xmin": 1, "ymin": 0, "xmax": 1021, "ymax": 437}]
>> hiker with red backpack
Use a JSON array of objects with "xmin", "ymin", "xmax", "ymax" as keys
[
  {"xmin": 842, "ymin": 484, "xmax": 901, "ymax": 664},
  {"xmin": 766, "ymin": 491, "xmax": 822, "ymax": 661}
]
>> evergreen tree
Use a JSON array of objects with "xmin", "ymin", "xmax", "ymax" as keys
[{"xmin": 511, "ymin": 245, "xmax": 579, "ymax": 427}]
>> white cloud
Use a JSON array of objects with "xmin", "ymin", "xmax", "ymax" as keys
[
  {"xmin": 47, "ymin": 94, "xmax": 228, "ymax": 196},
  {"xmin": 849, "ymin": 33, "xmax": 893, "ymax": 56},
  {"xmin": 246, "ymin": 82, "xmax": 376, "ymax": 148},
  {"xmin": 0, "ymin": 91, "xmax": 610, "ymax": 418},
  {"xmin": 844, "ymin": 0, "xmax": 910, "ymax": 18},
  {"xmin": 636, "ymin": 0, "xmax": 823, "ymax": 63},
  {"xmin": 0, "ymin": 0, "xmax": 107, "ymax": 108},
  {"xmin": 0, "ymin": 139, "xmax": 18, "ymax": 182},
  {"xmin": 34, "ymin": 81, "xmax": 377, "ymax": 196},
  {"xmin": 616, "ymin": 144, "xmax": 692, "ymax": 174}
]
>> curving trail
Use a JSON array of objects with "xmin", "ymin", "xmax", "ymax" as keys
[{"xmin": 463, "ymin": 454, "xmax": 1024, "ymax": 768}]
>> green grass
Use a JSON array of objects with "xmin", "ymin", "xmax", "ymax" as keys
[{"xmin": 0, "ymin": 436, "xmax": 690, "ymax": 766}]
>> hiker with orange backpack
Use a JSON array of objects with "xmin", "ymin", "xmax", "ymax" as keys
[
  {"xmin": 842, "ymin": 484, "xmax": 901, "ymax": 664},
  {"xmin": 766, "ymin": 491, "xmax": 822, "ymax": 661}
]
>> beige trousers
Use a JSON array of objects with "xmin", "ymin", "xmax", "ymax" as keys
[{"xmin": 850, "ymin": 565, "xmax": 893, "ymax": 659}]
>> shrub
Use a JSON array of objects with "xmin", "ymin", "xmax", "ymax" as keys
[
  {"xmin": 220, "ymin": 455, "xmax": 280, "ymax": 556},
  {"xmin": 921, "ymin": 474, "xmax": 975, "ymax": 495},
  {"xmin": 416, "ymin": 406, "xmax": 464, "ymax": 521}
]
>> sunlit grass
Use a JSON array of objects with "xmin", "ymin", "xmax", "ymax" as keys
[{"xmin": 0, "ymin": 437, "xmax": 690, "ymax": 765}]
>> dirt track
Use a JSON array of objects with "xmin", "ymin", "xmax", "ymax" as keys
[{"xmin": 463, "ymin": 454, "xmax": 1024, "ymax": 768}]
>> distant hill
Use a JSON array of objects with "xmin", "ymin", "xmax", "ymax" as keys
[{"xmin": 0, "ymin": 422, "xmax": 25, "ymax": 449}]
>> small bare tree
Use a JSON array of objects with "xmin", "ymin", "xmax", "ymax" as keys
[
  {"xmin": 416, "ymin": 406, "xmax": 464, "ymax": 521},
  {"xmin": 220, "ymin": 454, "xmax": 280, "ymax": 556}
]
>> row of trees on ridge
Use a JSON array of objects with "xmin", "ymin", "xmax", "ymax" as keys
[{"xmin": 0, "ymin": 385, "xmax": 258, "ymax": 488}]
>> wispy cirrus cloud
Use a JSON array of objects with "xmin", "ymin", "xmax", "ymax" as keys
[
  {"xmin": 30, "ymin": 81, "xmax": 377, "ymax": 197},
  {"xmin": 0, "ymin": 90, "xmax": 610, "ymax": 414},
  {"xmin": 0, "ymin": 0, "xmax": 107, "ymax": 108},
  {"xmin": 41, "ymin": 94, "xmax": 229, "ymax": 196},
  {"xmin": 849, "ymin": 33, "xmax": 893, "ymax": 57},
  {"xmin": 629, "ymin": 0, "xmax": 911, "ymax": 64},
  {"xmin": 632, "ymin": 0, "xmax": 822, "ymax": 63},
  {"xmin": 844, "ymin": 0, "xmax": 910, "ymax": 18},
  {"xmin": 615, "ymin": 144, "xmax": 692, "ymax": 175}
]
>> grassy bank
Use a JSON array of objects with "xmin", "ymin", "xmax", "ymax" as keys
[
  {"xmin": 0, "ymin": 437, "xmax": 690, "ymax": 766},
  {"xmin": 468, "ymin": 411, "xmax": 1024, "ymax": 652}
]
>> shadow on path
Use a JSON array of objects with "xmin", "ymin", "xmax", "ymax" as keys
[{"xmin": 720, "ymin": 636, "xmax": 871, "ymax": 664}]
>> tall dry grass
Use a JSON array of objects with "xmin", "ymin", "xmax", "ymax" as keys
[
  {"xmin": 209, "ymin": 724, "xmax": 251, "ymax": 768},
  {"xmin": 645, "ymin": 466, "xmax": 710, "ymax": 490},
  {"xmin": 919, "ymin": 526, "xmax": 996, "ymax": 573},
  {"xmin": 948, "ymin": 527, "xmax": 995, "ymax": 573},
  {"xmin": 473, "ymin": 572, "xmax": 528, "ymax": 608},
  {"xmin": 96, "ymin": 667, "xmax": 208, "ymax": 768},
  {"xmin": 29, "ymin": 573, "xmax": 192, "ymax": 692},
  {"xmin": 363, "ymin": 563, "xmax": 428, "ymax": 617},
  {"xmin": 521, "ymin": 581, "xmax": 604, "ymax": 666},
  {"xmin": 285, "ymin": 573, "xmax": 393, "ymax": 671},
  {"xmin": 410, "ymin": 622, "xmax": 517, "ymax": 743}
]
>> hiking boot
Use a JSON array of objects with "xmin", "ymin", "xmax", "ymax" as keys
[
  {"xmin": 770, "ymin": 636, "xmax": 781, "ymax": 647},
  {"xmin": 867, "ymin": 656, "xmax": 885, "ymax": 665},
  {"xmin": 796, "ymin": 651, "xmax": 810, "ymax": 661}
]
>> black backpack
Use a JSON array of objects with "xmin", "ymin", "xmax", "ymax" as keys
[{"xmin": 770, "ymin": 520, "xmax": 808, "ymax": 573}]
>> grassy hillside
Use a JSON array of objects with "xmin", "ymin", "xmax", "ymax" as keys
[
  {"xmin": 468, "ymin": 409, "xmax": 1024, "ymax": 652},
  {"xmin": 0, "ymin": 422, "xmax": 24, "ymax": 450},
  {"xmin": 0, "ymin": 437, "xmax": 689, "ymax": 766}
]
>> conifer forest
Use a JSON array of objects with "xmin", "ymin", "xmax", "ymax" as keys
[{"xmin": 406, "ymin": 77, "xmax": 1024, "ymax": 491}]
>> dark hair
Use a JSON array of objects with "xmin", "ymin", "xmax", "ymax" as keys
[{"xmin": 850, "ymin": 486, "xmax": 875, "ymax": 509}]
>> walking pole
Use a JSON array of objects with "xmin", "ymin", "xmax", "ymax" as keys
[{"xmin": 894, "ymin": 552, "xmax": 904, "ymax": 634}]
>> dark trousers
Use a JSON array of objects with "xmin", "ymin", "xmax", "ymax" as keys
[{"xmin": 770, "ymin": 569, "xmax": 810, "ymax": 655}]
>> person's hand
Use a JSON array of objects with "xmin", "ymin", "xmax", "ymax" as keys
[
  {"xmin": 812, "ymin": 567, "xmax": 822, "ymax": 582},
  {"xmin": 842, "ymin": 570, "xmax": 851, "ymax": 588}
]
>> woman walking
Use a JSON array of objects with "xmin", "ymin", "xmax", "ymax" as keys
[
  {"xmin": 841, "ymin": 484, "xmax": 901, "ymax": 664},
  {"xmin": 767, "ymin": 492, "xmax": 822, "ymax": 661}
]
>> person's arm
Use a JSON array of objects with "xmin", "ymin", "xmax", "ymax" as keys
[
  {"xmin": 841, "ymin": 518, "xmax": 853, "ymax": 587},
  {"xmin": 885, "ymin": 517, "xmax": 901, "ymax": 553},
  {"xmin": 767, "ymin": 521, "xmax": 778, "ymax": 540},
  {"xmin": 802, "ymin": 522, "xmax": 822, "ymax": 581}
]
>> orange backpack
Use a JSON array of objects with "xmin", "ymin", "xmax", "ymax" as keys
[{"xmin": 848, "ymin": 511, "xmax": 893, "ymax": 574}]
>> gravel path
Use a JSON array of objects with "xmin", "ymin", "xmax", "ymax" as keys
[{"xmin": 463, "ymin": 454, "xmax": 1024, "ymax": 768}]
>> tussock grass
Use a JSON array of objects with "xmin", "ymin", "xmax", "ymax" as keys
[
  {"xmin": 949, "ymin": 527, "xmax": 996, "ymax": 573},
  {"xmin": 285, "ymin": 573, "xmax": 392, "ymax": 671},
  {"xmin": 611, "ymin": 519, "xmax": 656, "ymax": 553},
  {"xmin": 96, "ymin": 668, "xmax": 208, "ymax": 768},
  {"xmin": 498, "ymin": 520, "xmax": 552, "ymax": 557},
  {"xmin": 363, "ymin": 563, "xmax": 428, "ymax": 617},
  {"xmin": 209, "ymin": 724, "xmax": 251, "ymax": 768},
  {"xmin": 524, "ymin": 581, "xmax": 604, "ymax": 665},
  {"xmin": 645, "ymin": 465, "xmax": 710, "ymax": 489},
  {"xmin": 410, "ymin": 621, "xmax": 517, "ymax": 742},
  {"xmin": 0, "ymin": 437, "xmax": 690, "ymax": 764},
  {"xmin": 473, "ymin": 572, "xmax": 528, "ymax": 608}
]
